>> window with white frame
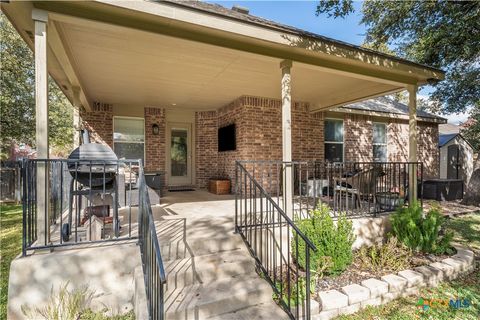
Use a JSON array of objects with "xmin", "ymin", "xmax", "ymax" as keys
[
  {"xmin": 373, "ymin": 122, "xmax": 387, "ymax": 162},
  {"xmin": 113, "ymin": 117, "xmax": 145, "ymax": 161},
  {"xmin": 324, "ymin": 119, "xmax": 344, "ymax": 162}
]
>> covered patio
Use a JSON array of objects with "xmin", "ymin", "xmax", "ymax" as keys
[
  {"xmin": 3, "ymin": 0, "xmax": 444, "ymax": 230},
  {"xmin": 2, "ymin": 1, "xmax": 446, "ymax": 319}
]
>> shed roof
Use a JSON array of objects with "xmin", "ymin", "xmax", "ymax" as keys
[{"xmin": 439, "ymin": 133, "xmax": 459, "ymax": 147}]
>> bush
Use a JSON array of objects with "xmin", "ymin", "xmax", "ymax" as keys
[
  {"xmin": 292, "ymin": 203, "xmax": 355, "ymax": 275},
  {"xmin": 356, "ymin": 237, "xmax": 412, "ymax": 273},
  {"xmin": 391, "ymin": 202, "xmax": 454, "ymax": 254}
]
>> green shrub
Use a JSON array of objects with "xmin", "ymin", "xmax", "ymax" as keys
[
  {"xmin": 356, "ymin": 237, "xmax": 412, "ymax": 273},
  {"xmin": 272, "ymin": 276, "xmax": 306, "ymax": 307},
  {"xmin": 391, "ymin": 202, "xmax": 454, "ymax": 254},
  {"xmin": 292, "ymin": 203, "xmax": 356, "ymax": 275}
]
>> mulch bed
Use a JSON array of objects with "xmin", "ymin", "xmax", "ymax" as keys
[
  {"xmin": 424, "ymin": 200, "xmax": 480, "ymax": 217},
  {"xmin": 315, "ymin": 251, "xmax": 452, "ymax": 292}
]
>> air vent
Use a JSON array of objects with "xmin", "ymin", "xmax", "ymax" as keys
[{"xmin": 232, "ymin": 5, "xmax": 249, "ymax": 15}]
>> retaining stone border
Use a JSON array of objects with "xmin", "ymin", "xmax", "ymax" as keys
[{"xmin": 310, "ymin": 247, "xmax": 475, "ymax": 320}]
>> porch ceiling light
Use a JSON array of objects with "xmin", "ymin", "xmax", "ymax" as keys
[{"xmin": 152, "ymin": 124, "xmax": 160, "ymax": 136}]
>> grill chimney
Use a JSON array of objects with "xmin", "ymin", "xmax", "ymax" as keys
[{"xmin": 232, "ymin": 5, "xmax": 249, "ymax": 15}]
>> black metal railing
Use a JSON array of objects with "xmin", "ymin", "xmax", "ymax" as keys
[
  {"xmin": 235, "ymin": 161, "xmax": 317, "ymax": 319},
  {"xmin": 137, "ymin": 163, "xmax": 167, "ymax": 320},
  {"xmin": 236, "ymin": 160, "xmax": 423, "ymax": 220},
  {"xmin": 21, "ymin": 158, "xmax": 141, "ymax": 255},
  {"xmin": 235, "ymin": 160, "xmax": 423, "ymax": 319},
  {"xmin": 20, "ymin": 158, "xmax": 166, "ymax": 318}
]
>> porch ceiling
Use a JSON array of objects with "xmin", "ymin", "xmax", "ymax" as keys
[
  {"xmin": 1, "ymin": 1, "xmax": 418, "ymax": 112},
  {"xmin": 57, "ymin": 17, "xmax": 399, "ymax": 111}
]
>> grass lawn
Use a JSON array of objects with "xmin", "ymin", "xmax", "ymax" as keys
[
  {"xmin": 0, "ymin": 204, "xmax": 22, "ymax": 320},
  {"xmin": 336, "ymin": 211, "xmax": 480, "ymax": 320}
]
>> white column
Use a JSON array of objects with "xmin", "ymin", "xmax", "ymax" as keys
[
  {"xmin": 33, "ymin": 9, "xmax": 49, "ymax": 245},
  {"xmin": 407, "ymin": 84, "xmax": 418, "ymax": 204},
  {"xmin": 280, "ymin": 60, "xmax": 293, "ymax": 217}
]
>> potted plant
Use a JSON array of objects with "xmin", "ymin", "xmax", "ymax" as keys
[{"xmin": 376, "ymin": 186, "xmax": 405, "ymax": 210}]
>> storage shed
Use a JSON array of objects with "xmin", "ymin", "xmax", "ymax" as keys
[{"xmin": 439, "ymin": 133, "xmax": 474, "ymax": 185}]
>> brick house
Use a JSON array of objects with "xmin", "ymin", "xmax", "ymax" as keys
[
  {"xmin": 80, "ymin": 95, "xmax": 445, "ymax": 189},
  {"xmin": 3, "ymin": 0, "xmax": 446, "ymax": 196},
  {"xmin": 4, "ymin": 1, "xmax": 452, "ymax": 319}
]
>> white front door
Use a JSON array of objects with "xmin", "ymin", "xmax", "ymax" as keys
[{"xmin": 167, "ymin": 122, "xmax": 192, "ymax": 186}]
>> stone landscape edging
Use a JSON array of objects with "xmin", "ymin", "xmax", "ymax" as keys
[{"xmin": 310, "ymin": 247, "xmax": 475, "ymax": 320}]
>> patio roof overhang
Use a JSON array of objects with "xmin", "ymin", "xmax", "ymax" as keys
[
  {"xmin": 1, "ymin": 0, "xmax": 440, "ymax": 233},
  {"xmin": 1, "ymin": 0, "xmax": 445, "ymax": 113}
]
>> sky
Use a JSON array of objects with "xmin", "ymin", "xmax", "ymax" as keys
[{"xmin": 207, "ymin": 0, "xmax": 468, "ymax": 124}]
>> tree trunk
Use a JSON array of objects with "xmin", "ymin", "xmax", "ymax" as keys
[{"xmin": 462, "ymin": 153, "xmax": 480, "ymax": 206}]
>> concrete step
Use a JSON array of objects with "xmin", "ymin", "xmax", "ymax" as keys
[
  {"xmin": 164, "ymin": 272, "xmax": 274, "ymax": 319},
  {"xmin": 159, "ymin": 234, "xmax": 246, "ymax": 261},
  {"xmin": 165, "ymin": 249, "xmax": 256, "ymax": 289},
  {"xmin": 207, "ymin": 301, "xmax": 290, "ymax": 320},
  {"xmin": 155, "ymin": 216, "xmax": 235, "ymax": 243}
]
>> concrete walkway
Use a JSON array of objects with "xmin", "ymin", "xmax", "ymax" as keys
[{"xmin": 152, "ymin": 190, "xmax": 288, "ymax": 319}]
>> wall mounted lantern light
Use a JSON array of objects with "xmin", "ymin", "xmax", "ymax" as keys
[{"xmin": 152, "ymin": 124, "xmax": 160, "ymax": 136}]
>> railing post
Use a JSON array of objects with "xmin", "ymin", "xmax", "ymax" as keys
[
  {"xmin": 21, "ymin": 160, "xmax": 27, "ymax": 256},
  {"xmin": 306, "ymin": 245, "xmax": 311, "ymax": 320},
  {"xmin": 235, "ymin": 161, "xmax": 238, "ymax": 233}
]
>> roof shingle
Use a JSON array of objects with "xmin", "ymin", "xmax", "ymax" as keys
[{"xmin": 340, "ymin": 96, "xmax": 446, "ymax": 122}]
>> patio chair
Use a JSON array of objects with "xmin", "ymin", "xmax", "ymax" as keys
[{"xmin": 333, "ymin": 165, "xmax": 384, "ymax": 210}]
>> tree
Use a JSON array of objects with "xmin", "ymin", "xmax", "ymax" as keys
[
  {"xmin": 461, "ymin": 108, "xmax": 480, "ymax": 206},
  {"xmin": 316, "ymin": 0, "xmax": 480, "ymax": 205},
  {"xmin": 0, "ymin": 13, "xmax": 74, "ymax": 158}
]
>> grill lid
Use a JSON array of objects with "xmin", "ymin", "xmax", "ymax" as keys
[
  {"xmin": 68, "ymin": 143, "xmax": 117, "ymax": 161},
  {"xmin": 68, "ymin": 143, "xmax": 118, "ymax": 187}
]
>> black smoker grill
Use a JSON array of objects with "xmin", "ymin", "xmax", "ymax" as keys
[{"xmin": 63, "ymin": 143, "xmax": 120, "ymax": 241}]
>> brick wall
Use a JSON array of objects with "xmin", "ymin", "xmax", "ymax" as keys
[
  {"xmin": 81, "ymin": 95, "xmax": 440, "ymax": 191},
  {"xmin": 195, "ymin": 111, "xmax": 219, "ymax": 188},
  {"xmin": 80, "ymin": 103, "xmax": 113, "ymax": 147},
  {"xmin": 144, "ymin": 107, "xmax": 166, "ymax": 172},
  {"xmin": 195, "ymin": 95, "xmax": 325, "ymax": 189},
  {"xmin": 217, "ymin": 98, "xmax": 245, "ymax": 183},
  {"xmin": 387, "ymin": 120, "xmax": 409, "ymax": 162},
  {"xmin": 387, "ymin": 119, "xmax": 439, "ymax": 178},
  {"xmin": 344, "ymin": 114, "xmax": 373, "ymax": 162},
  {"xmin": 418, "ymin": 122, "xmax": 440, "ymax": 178},
  {"xmin": 292, "ymin": 102, "xmax": 324, "ymax": 161}
]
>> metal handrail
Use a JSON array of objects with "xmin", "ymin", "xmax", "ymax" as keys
[
  {"xmin": 137, "ymin": 162, "xmax": 166, "ymax": 320},
  {"xmin": 236, "ymin": 161, "xmax": 317, "ymax": 251},
  {"xmin": 235, "ymin": 160, "xmax": 317, "ymax": 319}
]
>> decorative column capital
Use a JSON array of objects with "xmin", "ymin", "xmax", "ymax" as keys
[
  {"xmin": 406, "ymin": 84, "xmax": 418, "ymax": 93},
  {"xmin": 32, "ymin": 9, "xmax": 48, "ymax": 23}
]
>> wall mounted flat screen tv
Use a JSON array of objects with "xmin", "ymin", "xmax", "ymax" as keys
[{"xmin": 218, "ymin": 124, "xmax": 236, "ymax": 152}]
